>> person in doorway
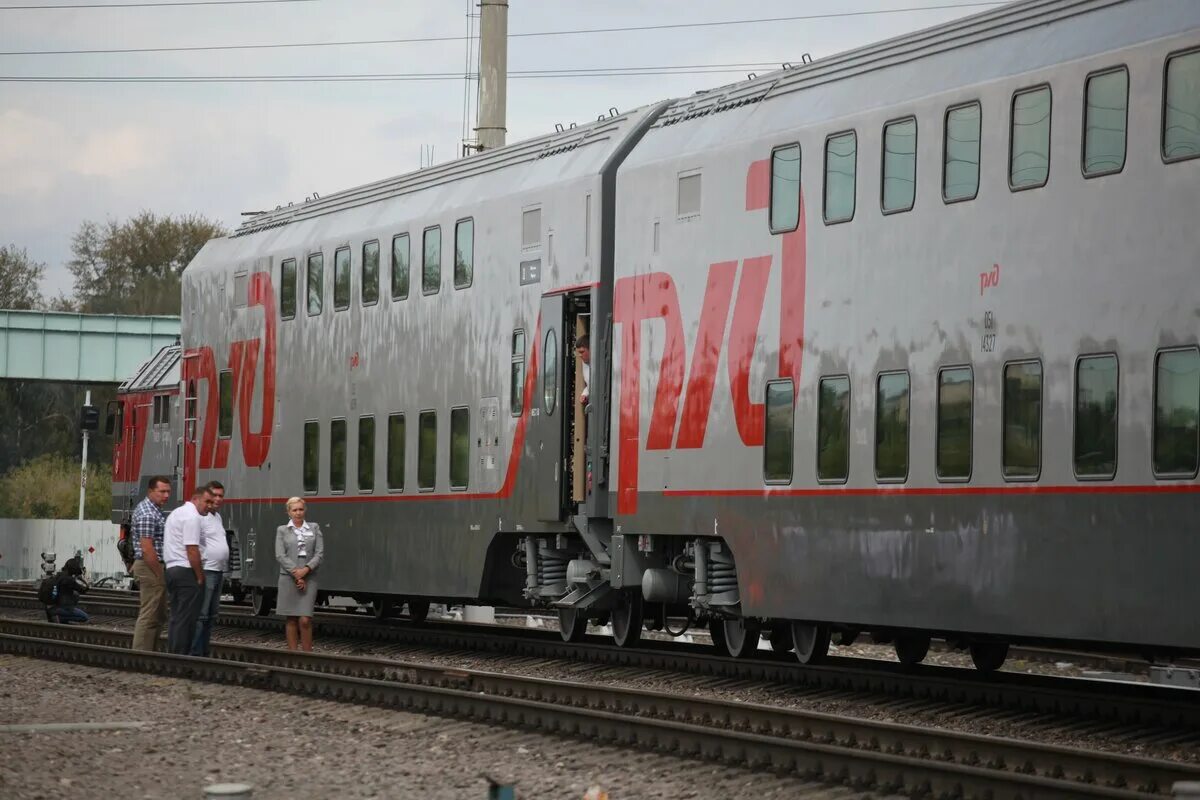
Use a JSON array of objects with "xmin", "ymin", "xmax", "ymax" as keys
[
  {"xmin": 276, "ymin": 497, "xmax": 323, "ymax": 651},
  {"xmin": 130, "ymin": 476, "xmax": 171, "ymax": 650},
  {"xmin": 47, "ymin": 557, "xmax": 90, "ymax": 624},
  {"xmin": 190, "ymin": 480, "xmax": 228, "ymax": 657},
  {"xmin": 162, "ymin": 485, "xmax": 213, "ymax": 654},
  {"xmin": 576, "ymin": 334, "xmax": 591, "ymax": 407}
]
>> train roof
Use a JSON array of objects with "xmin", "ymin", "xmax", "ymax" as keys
[{"xmin": 118, "ymin": 342, "xmax": 180, "ymax": 393}]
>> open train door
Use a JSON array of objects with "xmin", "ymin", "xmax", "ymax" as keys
[{"xmin": 534, "ymin": 293, "xmax": 567, "ymax": 521}]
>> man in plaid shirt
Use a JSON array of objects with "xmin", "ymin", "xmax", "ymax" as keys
[{"xmin": 131, "ymin": 476, "xmax": 171, "ymax": 651}]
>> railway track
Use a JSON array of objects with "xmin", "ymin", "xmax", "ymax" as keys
[{"xmin": 4, "ymin": 617, "xmax": 1198, "ymax": 799}]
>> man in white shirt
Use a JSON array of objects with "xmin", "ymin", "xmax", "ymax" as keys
[
  {"xmin": 190, "ymin": 481, "xmax": 229, "ymax": 657},
  {"xmin": 162, "ymin": 485, "xmax": 213, "ymax": 654}
]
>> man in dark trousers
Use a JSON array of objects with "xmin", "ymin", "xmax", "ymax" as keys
[
  {"xmin": 162, "ymin": 485, "xmax": 213, "ymax": 654},
  {"xmin": 45, "ymin": 557, "xmax": 90, "ymax": 624}
]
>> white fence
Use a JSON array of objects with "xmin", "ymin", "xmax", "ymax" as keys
[{"xmin": 0, "ymin": 518, "xmax": 123, "ymax": 582}]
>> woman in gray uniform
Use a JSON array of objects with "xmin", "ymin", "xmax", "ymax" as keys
[{"xmin": 275, "ymin": 497, "xmax": 323, "ymax": 651}]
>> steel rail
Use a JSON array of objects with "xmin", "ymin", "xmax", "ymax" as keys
[
  {"xmin": 5, "ymin": 591, "xmax": 1199, "ymax": 733},
  {"xmin": 2, "ymin": 623, "xmax": 1195, "ymax": 799}
]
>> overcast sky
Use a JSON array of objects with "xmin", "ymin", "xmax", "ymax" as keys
[{"xmin": 0, "ymin": 0, "xmax": 1004, "ymax": 300}]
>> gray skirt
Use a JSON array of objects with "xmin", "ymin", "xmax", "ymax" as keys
[{"xmin": 276, "ymin": 557, "xmax": 318, "ymax": 617}]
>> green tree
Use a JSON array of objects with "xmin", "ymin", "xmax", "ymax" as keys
[
  {"xmin": 68, "ymin": 211, "xmax": 227, "ymax": 315},
  {"xmin": 0, "ymin": 244, "xmax": 45, "ymax": 309},
  {"xmin": 0, "ymin": 453, "xmax": 111, "ymax": 519}
]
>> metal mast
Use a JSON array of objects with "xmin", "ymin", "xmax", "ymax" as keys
[{"xmin": 475, "ymin": 0, "xmax": 508, "ymax": 151}]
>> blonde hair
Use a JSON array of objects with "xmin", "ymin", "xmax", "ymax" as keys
[{"xmin": 285, "ymin": 496, "xmax": 306, "ymax": 511}]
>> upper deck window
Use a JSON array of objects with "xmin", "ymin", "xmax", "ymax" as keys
[
  {"xmin": 333, "ymin": 246, "xmax": 351, "ymax": 311},
  {"xmin": 306, "ymin": 252, "xmax": 323, "ymax": 316},
  {"xmin": 522, "ymin": 208, "xmax": 541, "ymax": 249},
  {"xmin": 881, "ymin": 117, "xmax": 917, "ymax": 213},
  {"xmin": 943, "ymin": 102, "xmax": 981, "ymax": 202},
  {"xmin": 454, "ymin": 218, "xmax": 474, "ymax": 290},
  {"xmin": 280, "ymin": 258, "xmax": 297, "ymax": 319},
  {"xmin": 1083, "ymin": 67, "xmax": 1128, "ymax": 177},
  {"xmin": 677, "ymin": 172, "xmax": 701, "ymax": 218},
  {"xmin": 422, "ymin": 226, "xmax": 441, "ymax": 295},
  {"xmin": 1164, "ymin": 49, "xmax": 1200, "ymax": 162},
  {"xmin": 362, "ymin": 240, "xmax": 380, "ymax": 305},
  {"xmin": 1010, "ymin": 86, "xmax": 1051, "ymax": 190},
  {"xmin": 823, "ymin": 131, "xmax": 856, "ymax": 224},
  {"xmin": 391, "ymin": 233, "xmax": 410, "ymax": 301},
  {"xmin": 769, "ymin": 144, "xmax": 800, "ymax": 233}
]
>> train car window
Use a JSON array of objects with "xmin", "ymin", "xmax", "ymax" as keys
[
  {"xmin": 823, "ymin": 131, "xmax": 856, "ymax": 224},
  {"xmin": 763, "ymin": 380, "xmax": 794, "ymax": 484},
  {"xmin": 330, "ymin": 418, "xmax": 347, "ymax": 493},
  {"xmin": 387, "ymin": 413, "xmax": 406, "ymax": 491},
  {"xmin": 280, "ymin": 258, "xmax": 297, "ymax": 319},
  {"xmin": 358, "ymin": 415, "xmax": 375, "ymax": 492},
  {"xmin": 1164, "ymin": 49, "xmax": 1200, "ymax": 162},
  {"xmin": 511, "ymin": 329, "xmax": 526, "ymax": 416},
  {"xmin": 1009, "ymin": 86, "xmax": 1051, "ymax": 190},
  {"xmin": 936, "ymin": 366, "xmax": 973, "ymax": 480},
  {"xmin": 450, "ymin": 406, "xmax": 470, "ymax": 490},
  {"xmin": 218, "ymin": 370, "xmax": 233, "ymax": 439},
  {"xmin": 1083, "ymin": 67, "xmax": 1128, "ymax": 177},
  {"xmin": 677, "ymin": 171, "xmax": 701, "ymax": 218},
  {"xmin": 875, "ymin": 371, "xmax": 910, "ymax": 481},
  {"xmin": 303, "ymin": 420, "xmax": 319, "ymax": 493},
  {"xmin": 161, "ymin": 395, "xmax": 170, "ymax": 426},
  {"xmin": 769, "ymin": 144, "xmax": 801, "ymax": 234},
  {"xmin": 1002, "ymin": 360, "xmax": 1042, "ymax": 479},
  {"xmin": 943, "ymin": 102, "xmax": 981, "ymax": 202},
  {"xmin": 333, "ymin": 247, "xmax": 351, "ymax": 311},
  {"xmin": 418, "ymin": 410, "xmax": 437, "ymax": 490},
  {"xmin": 882, "ymin": 117, "xmax": 917, "ymax": 214},
  {"xmin": 306, "ymin": 252, "xmax": 323, "ymax": 316},
  {"xmin": 1153, "ymin": 347, "xmax": 1200, "ymax": 476},
  {"xmin": 522, "ymin": 207, "xmax": 541, "ymax": 249},
  {"xmin": 361, "ymin": 241, "xmax": 380, "ymax": 306},
  {"xmin": 391, "ymin": 234, "xmax": 410, "ymax": 301},
  {"xmin": 1074, "ymin": 354, "xmax": 1118, "ymax": 478},
  {"xmin": 817, "ymin": 375, "xmax": 851, "ymax": 482},
  {"xmin": 422, "ymin": 226, "xmax": 441, "ymax": 295},
  {"xmin": 543, "ymin": 329, "xmax": 558, "ymax": 416},
  {"xmin": 152, "ymin": 396, "xmax": 161, "ymax": 425},
  {"xmin": 454, "ymin": 218, "xmax": 474, "ymax": 290}
]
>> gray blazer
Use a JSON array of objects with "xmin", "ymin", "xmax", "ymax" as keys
[{"xmin": 275, "ymin": 523, "xmax": 324, "ymax": 576}]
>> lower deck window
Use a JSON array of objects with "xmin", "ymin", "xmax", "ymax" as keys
[
  {"xmin": 1003, "ymin": 361, "xmax": 1042, "ymax": 478},
  {"xmin": 303, "ymin": 421, "xmax": 319, "ymax": 493},
  {"xmin": 358, "ymin": 415, "xmax": 375, "ymax": 491},
  {"xmin": 418, "ymin": 410, "xmax": 437, "ymax": 490},
  {"xmin": 450, "ymin": 406, "xmax": 470, "ymax": 489},
  {"xmin": 1074, "ymin": 355, "xmax": 1117, "ymax": 478},
  {"xmin": 875, "ymin": 371, "xmax": 910, "ymax": 481},
  {"xmin": 763, "ymin": 380, "xmax": 794, "ymax": 483},
  {"xmin": 817, "ymin": 375, "xmax": 850, "ymax": 482},
  {"xmin": 330, "ymin": 418, "xmax": 347, "ymax": 492},
  {"xmin": 387, "ymin": 413, "xmax": 405, "ymax": 491},
  {"xmin": 1154, "ymin": 348, "xmax": 1199, "ymax": 476}
]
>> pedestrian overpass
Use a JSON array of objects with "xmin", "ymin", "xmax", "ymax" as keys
[{"xmin": 0, "ymin": 309, "xmax": 180, "ymax": 383}]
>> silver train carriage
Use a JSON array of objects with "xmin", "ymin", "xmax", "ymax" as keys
[{"xmin": 176, "ymin": 0, "xmax": 1200, "ymax": 669}]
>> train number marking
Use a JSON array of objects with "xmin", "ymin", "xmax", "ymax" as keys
[{"xmin": 980, "ymin": 309, "xmax": 996, "ymax": 352}]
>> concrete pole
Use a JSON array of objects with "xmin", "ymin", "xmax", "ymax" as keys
[
  {"xmin": 476, "ymin": 0, "xmax": 508, "ymax": 151},
  {"xmin": 78, "ymin": 389, "xmax": 90, "ymax": 522}
]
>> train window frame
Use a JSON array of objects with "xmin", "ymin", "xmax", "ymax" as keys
[
  {"xmin": 543, "ymin": 328, "xmax": 558, "ymax": 417},
  {"xmin": 942, "ymin": 101, "xmax": 982, "ymax": 204},
  {"xmin": 1081, "ymin": 66, "xmax": 1129, "ymax": 179},
  {"xmin": 677, "ymin": 170, "xmax": 702, "ymax": 219},
  {"xmin": 422, "ymin": 225, "xmax": 441, "ymax": 296},
  {"xmin": 1001, "ymin": 359, "xmax": 1043, "ymax": 481},
  {"xmin": 880, "ymin": 116, "xmax": 918, "ymax": 215},
  {"xmin": 768, "ymin": 143, "xmax": 801, "ymax": 234},
  {"xmin": 391, "ymin": 233, "xmax": 410, "ymax": 302},
  {"xmin": 1162, "ymin": 47, "xmax": 1200, "ymax": 164},
  {"xmin": 306, "ymin": 251, "xmax": 324, "ymax": 316},
  {"xmin": 763, "ymin": 379, "xmax": 794, "ymax": 485},
  {"xmin": 329, "ymin": 417, "xmax": 347, "ymax": 494},
  {"xmin": 874, "ymin": 370, "xmax": 911, "ymax": 483},
  {"xmin": 217, "ymin": 369, "xmax": 233, "ymax": 439},
  {"xmin": 280, "ymin": 258, "xmax": 297, "ymax": 320},
  {"xmin": 511, "ymin": 328, "xmax": 526, "ymax": 417},
  {"xmin": 935, "ymin": 365, "xmax": 973, "ymax": 482},
  {"xmin": 449, "ymin": 405, "xmax": 470, "ymax": 491},
  {"xmin": 454, "ymin": 217, "xmax": 474, "ymax": 290},
  {"xmin": 357, "ymin": 414, "xmax": 376, "ymax": 493},
  {"xmin": 816, "ymin": 374, "xmax": 851, "ymax": 484},
  {"xmin": 302, "ymin": 419, "xmax": 320, "ymax": 494},
  {"xmin": 386, "ymin": 412, "xmax": 406, "ymax": 492},
  {"xmin": 823, "ymin": 129, "xmax": 857, "ymax": 225},
  {"xmin": 361, "ymin": 240, "xmax": 380, "ymax": 307},
  {"xmin": 1152, "ymin": 346, "xmax": 1200, "ymax": 478},
  {"xmin": 417, "ymin": 409, "xmax": 437, "ymax": 492},
  {"xmin": 1008, "ymin": 84, "xmax": 1052, "ymax": 192},
  {"xmin": 333, "ymin": 246, "xmax": 351, "ymax": 312},
  {"xmin": 1073, "ymin": 353, "xmax": 1119, "ymax": 481}
]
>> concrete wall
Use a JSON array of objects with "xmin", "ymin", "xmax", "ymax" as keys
[{"xmin": 0, "ymin": 519, "xmax": 123, "ymax": 582}]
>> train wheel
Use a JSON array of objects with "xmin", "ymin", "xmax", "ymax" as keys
[
  {"xmin": 767, "ymin": 626, "xmax": 794, "ymax": 654},
  {"xmin": 406, "ymin": 599, "xmax": 431, "ymax": 624},
  {"xmin": 251, "ymin": 588, "xmax": 273, "ymax": 617},
  {"xmin": 610, "ymin": 592, "xmax": 643, "ymax": 648},
  {"xmin": 558, "ymin": 608, "xmax": 588, "ymax": 643},
  {"xmin": 791, "ymin": 622, "xmax": 831, "ymax": 665},
  {"xmin": 722, "ymin": 616, "xmax": 759, "ymax": 659},
  {"xmin": 372, "ymin": 598, "xmax": 394, "ymax": 621},
  {"xmin": 894, "ymin": 634, "xmax": 930, "ymax": 666},
  {"xmin": 709, "ymin": 619, "xmax": 730, "ymax": 656},
  {"xmin": 969, "ymin": 641, "xmax": 1009, "ymax": 673}
]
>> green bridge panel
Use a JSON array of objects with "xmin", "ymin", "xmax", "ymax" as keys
[{"xmin": 0, "ymin": 310, "xmax": 181, "ymax": 383}]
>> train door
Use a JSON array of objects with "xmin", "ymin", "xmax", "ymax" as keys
[
  {"xmin": 534, "ymin": 294, "xmax": 567, "ymax": 520},
  {"xmin": 476, "ymin": 396, "xmax": 500, "ymax": 492}
]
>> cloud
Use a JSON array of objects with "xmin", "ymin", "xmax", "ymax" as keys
[{"xmin": 71, "ymin": 125, "xmax": 161, "ymax": 179}]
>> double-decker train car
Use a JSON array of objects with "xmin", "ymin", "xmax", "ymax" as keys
[{"xmin": 177, "ymin": 0, "xmax": 1199, "ymax": 670}]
